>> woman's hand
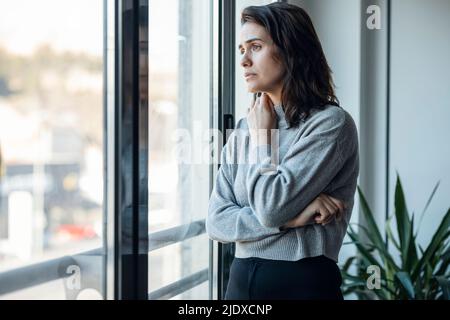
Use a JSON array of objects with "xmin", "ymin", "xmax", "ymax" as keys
[
  {"xmin": 282, "ymin": 194, "xmax": 347, "ymax": 229},
  {"xmin": 247, "ymin": 92, "xmax": 276, "ymax": 147}
]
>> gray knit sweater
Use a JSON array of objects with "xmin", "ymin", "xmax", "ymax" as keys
[{"xmin": 206, "ymin": 104, "xmax": 359, "ymax": 263}]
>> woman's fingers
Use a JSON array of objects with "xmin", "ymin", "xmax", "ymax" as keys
[
  {"xmin": 326, "ymin": 195, "xmax": 346, "ymax": 221},
  {"xmin": 327, "ymin": 194, "xmax": 347, "ymax": 209},
  {"xmin": 323, "ymin": 214, "xmax": 335, "ymax": 225},
  {"xmin": 248, "ymin": 93, "xmax": 261, "ymax": 114},
  {"xmin": 268, "ymin": 98, "xmax": 277, "ymax": 121},
  {"xmin": 321, "ymin": 195, "xmax": 339, "ymax": 213},
  {"xmin": 319, "ymin": 197, "xmax": 338, "ymax": 225},
  {"xmin": 249, "ymin": 92, "xmax": 275, "ymax": 112},
  {"xmin": 259, "ymin": 92, "xmax": 267, "ymax": 108},
  {"xmin": 320, "ymin": 211, "xmax": 333, "ymax": 225},
  {"xmin": 268, "ymin": 95, "xmax": 274, "ymax": 107},
  {"xmin": 314, "ymin": 195, "xmax": 340, "ymax": 226},
  {"xmin": 301, "ymin": 194, "xmax": 347, "ymax": 227},
  {"xmin": 315, "ymin": 202, "xmax": 332, "ymax": 225}
]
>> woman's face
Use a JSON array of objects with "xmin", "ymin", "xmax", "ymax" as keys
[{"xmin": 239, "ymin": 22, "xmax": 285, "ymax": 95}]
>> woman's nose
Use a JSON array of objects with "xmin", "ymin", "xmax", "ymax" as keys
[{"xmin": 240, "ymin": 52, "xmax": 252, "ymax": 68}]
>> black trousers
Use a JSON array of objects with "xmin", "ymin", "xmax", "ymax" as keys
[{"xmin": 225, "ymin": 255, "xmax": 344, "ymax": 300}]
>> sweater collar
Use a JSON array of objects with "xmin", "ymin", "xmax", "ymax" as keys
[
  {"xmin": 274, "ymin": 104, "xmax": 290, "ymax": 129},
  {"xmin": 274, "ymin": 104, "xmax": 308, "ymax": 129}
]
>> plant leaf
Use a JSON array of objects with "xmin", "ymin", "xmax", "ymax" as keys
[
  {"xmin": 356, "ymin": 187, "xmax": 399, "ymax": 271},
  {"xmin": 395, "ymin": 272, "xmax": 416, "ymax": 299},
  {"xmin": 386, "ymin": 214, "xmax": 401, "ymax": 251},
  {"xmin": 393, "ymin": 174, "xmax": 417, "ymax": 270},
  {"xmin": 413, "ymin": 207, "xmax": 450, "ymax": 280},
  {"xmin": 403, "ymin": 214, "xmax": 418, "ymax": 273},
  {"xmin": 435, "ymin": 246, "xmax": 450, "ymax": 276},
  {"xmin": 352, "ymin": 221, "xmax": 400, "ymax": 272},
  {"xmin": 435, "ymin": 276, "xmax": 450, "ymax": 300},
  {"xmin": 347, "ymin": 224, "xmax": 383, "ymax": 268},
  {"xmin": 415, "ymin": 180, "xmax": 440, "ymax": 238},
  {"xmin": 342, "ymin": 256, "xmax": 357, "ymax": 273},
  {"xmin": 357, "ymin": 186, "xmax": 386, "ymax": 249}
]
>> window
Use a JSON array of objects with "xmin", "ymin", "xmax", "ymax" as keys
[
  {"xmin": 147, "ymin": 0, "xmax": 213, "ymax": 299},
  {"xmin": 0, "ymin": 0, "xmax": 104, "ymax": 299}
]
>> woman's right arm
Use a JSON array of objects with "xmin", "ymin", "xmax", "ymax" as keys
[
  {"xmin": 206, "ymin": 137, "xmax": 284, "ymax": 244},
  {"xmin": 281, "ymin": 193, "xmax": 346, "ymax": 230}
]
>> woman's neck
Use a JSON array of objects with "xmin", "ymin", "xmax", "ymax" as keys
[{"xmin": 265, "ymin": 87, "xmax": 283, "ymax": 106}]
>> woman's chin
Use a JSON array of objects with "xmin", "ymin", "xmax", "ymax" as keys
[{"xmin": 246, "ymin": 85, "xmax": 261, "ymax": 93}]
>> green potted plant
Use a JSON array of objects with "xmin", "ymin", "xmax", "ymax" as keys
[{"xmin": 341, "ymin": 174, "xmax": 450, "ymax": 299}]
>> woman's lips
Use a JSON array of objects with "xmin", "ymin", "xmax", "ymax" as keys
[{"xmin": 244, "ymin": 73, "xmax": 256, "ymax": 81}]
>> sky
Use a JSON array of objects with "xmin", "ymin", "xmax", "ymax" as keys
[
  {"xmin": 0, "ymin": 0, "xmax": 103, "ymax": 56},
  {"xmin": 0, "ymin": 0, "xmax": 179, "ymax": 69}
]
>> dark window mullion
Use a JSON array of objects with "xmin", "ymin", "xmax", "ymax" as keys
[
  {"xmin": 217, "ymin": 0, "xmax": 236, "ymax": 301},
  {"xmin": 115, "ymin": 0, "xmax": 149, "ymax": 300}
]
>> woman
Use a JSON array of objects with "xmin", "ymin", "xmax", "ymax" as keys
[{"xmin": 206, "ymin": 3, "xmax": 359, "ymax": 300}]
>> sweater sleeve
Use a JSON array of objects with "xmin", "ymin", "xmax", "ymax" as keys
[
  {"xmin": 206, "ymin": 133, "xmax": 284, "ymax": 244},
  {"xmin": 246, "ymin": 110, "xmax": 356, "ymax": 228}
]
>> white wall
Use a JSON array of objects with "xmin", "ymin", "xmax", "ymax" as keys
[{"xmin": 389, "ymin": 0, "xmax": 450, "ymax": 247}]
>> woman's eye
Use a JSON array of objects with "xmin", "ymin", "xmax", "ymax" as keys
[{"xmin": 239, "ymin": 45, "xmax": 261, "ymax": 55}]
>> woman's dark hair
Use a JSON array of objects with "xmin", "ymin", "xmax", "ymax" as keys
[{"xmin": 241, "ymin": 2, "xmax": 340, "ymax": 127}]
